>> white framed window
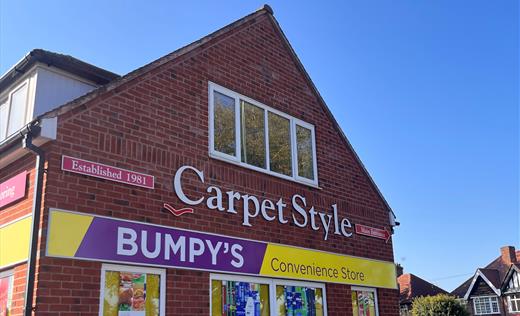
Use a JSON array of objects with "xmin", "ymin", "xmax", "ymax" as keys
[
  {"xmin": 99, "ymin": 263, "xmax": 166, "ymax": 316},
  {"xmin": 0, "ymin": 269, "xmax": 14, "ymax": 316},
  {"xmin": 351, "ymin": 286, "xmax": 379, "ymax": 316},
  {"xmin": 209, "ymin": 82, "xmax": 319, "ymax": 187},
  {"xmin": 472, "ymin": 296, "xmax": 500, "ymax": 315},
  {"xmin": 508, "ymin": 293, "xmax": 520, "ymax": 313},
  {"xmin": 0, "ymin": 80, "xmax": 30, "ymax": 142},
  {"xmin": 209, "ymin": 273, "xmax": 327, "ymax": 316}
]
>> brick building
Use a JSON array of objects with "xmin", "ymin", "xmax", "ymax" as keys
[
  {"xmin": 0, "ymin": 6, "xmax": 399, "ymax": 316},
  {"xmin": 452, "ymin": 246, "xmax": 520, "ymax": 316}
]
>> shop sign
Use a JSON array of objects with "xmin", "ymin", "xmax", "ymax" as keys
[
  {"xmin": 0, "ymin": 215, "xmax": 32, "ymax": 269},
  {"xmin": 0, "ymin": 171, "xmax": 27, "ymax": 209},
  {"xmin": 62, "ymin": 155, "xmax": 154, "ymax": 189},
  {"xmin": 173, "ymin": 166, "xmax": 354, "ymax": 241},
  {"xmin": 46, "ymin": 209, "xmax": 397, "ymax": 289}
]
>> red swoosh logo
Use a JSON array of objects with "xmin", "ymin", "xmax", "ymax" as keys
[{"xmin": 164, "ymin": 203, "xmax": 194, "ymax": 216}]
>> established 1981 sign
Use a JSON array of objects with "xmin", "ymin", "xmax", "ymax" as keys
[{"xmin": 62, "ymin": 155, "xmax": 154, "ymax": 189}]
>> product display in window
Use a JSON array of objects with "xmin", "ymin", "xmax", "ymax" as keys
[
  {"xmin": 352, "ymin": 289, "xmax": 377, "ymax": 316},
  {"xmin": 0, "ymin": 273, "xmax": 13, "ymax": 316},
  {"xmin": 276, "ymin": 285, "xmax": 324, "ymax": 316},
  {"xmin": 102, "ymin": 269, "xmax": 161, "ymax": 316},
  {"xmin": 211, "ymin": 280, "xmax": 270, "ymax": 316}
]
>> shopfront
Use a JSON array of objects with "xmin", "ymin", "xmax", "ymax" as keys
[{"xmin": 0, "ymin": 5, "xmax": 399, "ymax": 316}]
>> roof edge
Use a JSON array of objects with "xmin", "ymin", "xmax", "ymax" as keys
[
  {"xmin": 463, "ymin": 269, "xmax": 501, "ymax": 300},
  {"xmin": 38, "ymin": 7, "xmax": 272, "ymax": 121},
  {"xmin": 0, "ymin": 49, "xmax": 120, "ymax": 92},
  {"xmin": 263, "ymin": 14, "xmax": 396, "ymax": 218}
]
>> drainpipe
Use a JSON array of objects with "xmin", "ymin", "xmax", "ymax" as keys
[{"xmin": 21, "ymin": 124, "xmax": 45, "ymax": 316}]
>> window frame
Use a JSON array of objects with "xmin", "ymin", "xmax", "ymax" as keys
[
  {"xmin": 208, "ymin": 82, "xmax": 319, "ymax": 187},
  {"xmin": 0, "ymin": 79, "xmax": 30, "ymax": 142},
  {"xmin": 351, "ymin": 286, "xmax": 380, "ymax": 316},
  {"xmin": 209, "ymin": 273, "xmax": 328, "ymax": 316},
  {"xmin": 508, "ymin": 293, "xmax": 520, "ymax": 313},
  {"xmin": 472, "ymin": 295, "xmax": 500, "ymax": 315},
  {"xmin": 98, "ymin": 263, "xmax": 166, "ymax": 316}
]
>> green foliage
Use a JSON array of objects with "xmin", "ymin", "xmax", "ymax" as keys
[{"xmin": 412, "ymin": 294, "xmax": 469, "ymax": 316}]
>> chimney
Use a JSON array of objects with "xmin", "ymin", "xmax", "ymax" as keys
[
  {"xmin": 500, "ymin": 246, "xmax": 517, "ymax": 264},
  {"xmin": 396, "ymin": 263, "xmax": 404, "ymax": 277}
]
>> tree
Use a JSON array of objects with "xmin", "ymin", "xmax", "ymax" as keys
[{"xmin": 412, "ymin": 294, "xmax": 469, "ymax": 316}]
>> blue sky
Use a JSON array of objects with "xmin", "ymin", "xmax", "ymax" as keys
[{"xmin": 1, "ymin": 1, "xmax": 518, "ymax": 291}]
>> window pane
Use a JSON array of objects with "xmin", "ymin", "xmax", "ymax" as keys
[
  {"xmin": 214, "ymin": 91, "xmax": 236, "ymax": 156},
  {"xmin": 352, "ymin": 290, "xmax": 377, "ymax": 316},
  {"xmin": 0, "ymin": 101, "xmax": 8, "ymax": 141},
  {"xmin": 268, "ymin": 112, "xmax": 292, "ymax": 176},
  {"xmin": 296, "ymin": 125, "xmax": 314, "ymax": 180},
  {"xmin": 7, "ymin": 84, "xmax": 28, "ymax": 136},
  {"xmin": 276, "ymin": 285, "xmax": 324, "ymax": 316},
  {"xmin": 211, "ymin": 280, "xmax": 270, "ymax": 316},
  {"xmin": 240, "ymin": 100, "xmax": 265, "ymax": 168},
  {"xmin": 103, "ymin": 270, "xmax": 160, "ymax": 316},
  {"xmin": 0, "ymin": 274, "xmax": 14, "ymax": 316}
]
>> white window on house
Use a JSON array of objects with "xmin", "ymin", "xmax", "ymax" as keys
[
  {"xmin": 209, "ymin": 82, "xmax": 318, "ymax": 186},
  {"xmin": 210, "ymin": 274, "xmax": 327, "ymax": 316},
  {"xmin": 0, "ymin": 81, "xmax": 30, "ymax": 142},
  {"xmin": 352, "ymin": 286, "xmax": 379, "ymax": 316},
  {"xmin": 508, "ymin": 293, "xmax": 520, "ymax": 313},
  {"xmin": 0, "ymin": 270, "xmax": 14, "ymax": 316},
  {"xmin": 7, "ymin": 83, "xmax": 29, "ymax": 136},
  {"xmin": 0, "ymin": 99, "xmax": 8, "ymax": 141},
  {"xmin": 99, "ymin": 264, "xmax": 166, "ymax": 316},
  {"xmin": 472, "ymin": 296, "xmax": 500, "ymax": 315}
]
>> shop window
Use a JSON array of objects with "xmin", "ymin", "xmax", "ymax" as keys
[
  {"xmin": 508, "ymin": 293, "xmax": 520, "ymax": 313},
  {"xmin": 211, "ymin": 274, "xmax": 270, "ymax": 316},
  {"xmin": 99, "ymin": 264, "xmax": 166, "ymax": 316},
  {"xmin": 275, "ymin": 283, "xmax": 324, "ymax": 316},
  {"xmin": 0, "ymin": 270, "xmax": 14, "ymax": 316},
  {"xmin": 210, "ymin": 274, "xmax": 327, "ymax": 316},
  {"xmin": 472, "ymin": 296, "xmax": 500, "ymax": 315},
  {"xmin": 209, "ymin": 82, "xmax": 318, "ymax": 186},
  {"xmin": 351, "ymin": 287, "xmax": 378, "ymax": 316}
]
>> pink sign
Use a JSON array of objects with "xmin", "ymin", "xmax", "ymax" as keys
[
  {"xmin": 355, "ymin": 224, "xmax": 391, "ymax": 243},
  {"xmin": 61, "ymin": 155, "xmax": 154, "ymax": 189},
  {"xmin": 0, "ymin": 171, "xmax": 27, "ymax": 209}
]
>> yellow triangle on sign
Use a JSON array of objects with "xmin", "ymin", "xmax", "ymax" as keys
[{"xmin": 47, "ymin": 210, "xmax": 94, "ymax": 257}]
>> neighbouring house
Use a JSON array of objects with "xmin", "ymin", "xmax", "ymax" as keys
[
  {"xmin": 452, "ymin": 246, "xmax": 520, "ymax": 316},
  {"xmin": 0, "ymin": 5, "xmax": 400, "ymax": 316},
  {"xmin": 397, "ymin": 269, "xmax": 448, "ymax": 316}
]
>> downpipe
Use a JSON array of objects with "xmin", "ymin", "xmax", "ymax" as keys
[{"xmin": 21, "ymin": 126, "xmax": 45, "ymax": 316}]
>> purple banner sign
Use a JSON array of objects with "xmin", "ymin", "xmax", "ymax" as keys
[{"xmin": 74, "ymin": 215, "xmax": 267, "ymax": 274}]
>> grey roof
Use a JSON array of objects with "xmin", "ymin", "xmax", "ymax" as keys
[{"xmin": 0, "ymin": 49, "xmax": 119, "ymax": 92}]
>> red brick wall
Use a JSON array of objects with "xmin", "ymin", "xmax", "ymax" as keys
[
  {"xmin": 7, "ymin": 12, "xmax": 398, "ymax": 316},
  {"xmin": 0, "ymin": 152, "xmax": 42, "ymax": 316}
]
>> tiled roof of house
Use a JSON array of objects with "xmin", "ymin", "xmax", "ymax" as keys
[
  {"xmin": 398, "ymin": 273, "xmax": 448, "ymax": 304},
  {"xmin": 451, "ymin": 249, "xmax": 520, "ymax": 298}
]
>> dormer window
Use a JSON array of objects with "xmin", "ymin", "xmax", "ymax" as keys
[
  {"xmin": 0, "ymin": 82, "xmax": 29, "ymax": 142},
  {"xmin": 209, "ymin": 82, "xmax": 318, "ymax": 186}
]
